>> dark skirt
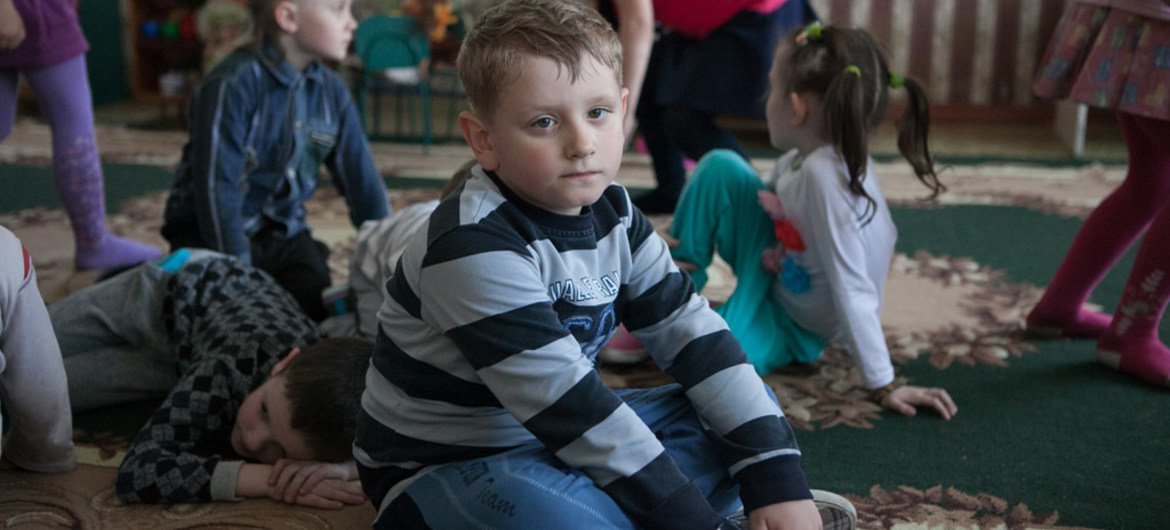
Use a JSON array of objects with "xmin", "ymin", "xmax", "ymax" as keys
[{"xmin": 645, "ymin": 0, "xmax": 815, "ymax": 118}]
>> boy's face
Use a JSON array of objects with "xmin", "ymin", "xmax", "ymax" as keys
[
  {"xmin": 464, "ymin": 55, "xmax": 627, "ymax": 216},
  {"xmin": 284, "ymin": 0, "xmax": 357, "ymax": 64},
  {"xmin": 231, "ymin": 374, "xmax": 314, "ymax": 464}
]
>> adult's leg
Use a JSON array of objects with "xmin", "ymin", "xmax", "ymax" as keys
[
  {"xmin": 251, "ymin": 230, "xmax": 331, "ymax": 321},
  {"xmin": 48, "ymin": 256, "xmax": 178, "ymax": 411},
  {"xmin": 24, "ymin": 55, "xmax": 160, "ymax": 271},
  {"xmin": 1027, "ymin": 112, "xmax": 1170, "ymax": 337},
  {"xmin": 633, "ymin": 43, "xmax": 687, "ymax": 215},
  {"xmin": 671, "ymin": 150, "xmax": 823, "ymax": 373},
  {"xmin": 1095, "ymin": 114, "xmax": 1170, "ymax": 386},
  {"xmin": 662, "ymin": 105, "xmax": 746, "ymax": 166}
]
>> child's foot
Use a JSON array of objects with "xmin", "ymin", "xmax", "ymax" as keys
[
  {"xmin": 1096, "ymin": 336, "xmax": 1170, "ymax": 388},
  {"xmin": 1024, "ymin": 307, "xmax": 1111, "ymax": 339},
  {"xmin": 75, "ymin": 234, "xmax": 161, "ymax": 271}
]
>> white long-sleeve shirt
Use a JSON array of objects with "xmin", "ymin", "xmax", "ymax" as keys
[
  {"xmin": 767, "ymin": 146, "xmax": 897, "ymax": 389},
  {"xmin": 0, "ymin": 226, "xmax": 75, "ymax": 473}
]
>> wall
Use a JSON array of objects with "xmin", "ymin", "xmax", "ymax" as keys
[
  {"xmin": 80, "ymin": 0, "xmax": 129, "ymax": 104},
  {"xmin": 808, "ymin": 0, "xmax": 1067, "ymax": 109}
]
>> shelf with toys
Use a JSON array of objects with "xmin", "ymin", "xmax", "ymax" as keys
[{"xmin": 123, "ymin": 0, "xmax": 250, "ymax": 104}]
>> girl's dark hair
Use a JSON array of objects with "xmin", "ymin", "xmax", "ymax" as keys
[{"xmin": 778, "ymin": 25, "xmax": 943, "ymax": 223}]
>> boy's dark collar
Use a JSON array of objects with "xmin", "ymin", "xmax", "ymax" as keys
[
  {"xmin": 257, "ymin": 41, "xmax": 326, "ymax": 85},
  {"xmin": 483, "ymin": 170, "xmax": 595, "ymax": 232}
]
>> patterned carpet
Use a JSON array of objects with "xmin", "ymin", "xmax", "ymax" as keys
[{"xmin": 0, "ymin": 118, "xmax": 1154, "ymax": 529}]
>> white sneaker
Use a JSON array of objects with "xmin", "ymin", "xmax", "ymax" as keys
[
  {"xmin": 724, "ymin": 490, "xmax": 856, "ymax": 530},
  {"xmin": 813, "ymin": 489, "xmax": 857, "ymax": 530}
]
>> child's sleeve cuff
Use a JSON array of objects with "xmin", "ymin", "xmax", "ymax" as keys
[
  {"xmin": 736, "ymin": 456, "xmax": 812, "ymax": 512},
  {"xmin": 211, "ymin": 460, "xmax": 246, "ymax": 501}
]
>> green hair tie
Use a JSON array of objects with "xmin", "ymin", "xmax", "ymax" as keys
[
  {"xmin": 889, "ymin": 72, "xmax": 904, "ymax": 88},
  {"xmin": 844, "ymin": 65, "xmax": 861, "ymax": 77},
  {"xmin": 796, "ymin": 21, "xmax": 824, "ymax": 46}
]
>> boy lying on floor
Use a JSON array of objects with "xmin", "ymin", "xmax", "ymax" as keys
[{"xmin": 48, "ymin": 249, "xmax": 372, "ymax": 508}]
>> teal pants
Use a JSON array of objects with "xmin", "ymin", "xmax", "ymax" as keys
[{"xmin": 669, "ymin": 150, "xmax": 825, "ymax": 374}]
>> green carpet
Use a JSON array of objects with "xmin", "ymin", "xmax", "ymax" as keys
[
  {"xmin": 0, "ymin": 163, "xmax": 445, "ymax": 214},
  {"xmin": 5, "ymin": 159, "xmax": 1168, "ymax": 529},
  {"xmin": 796, "ymin": 205, "xmax": 1168, "ymax": 530},
  {"xmin": 0, "ymin": 163, "xmax": 174, "ymax": 214}
]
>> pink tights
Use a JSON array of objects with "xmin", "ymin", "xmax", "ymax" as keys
[{"xmin": 1028, "ymin": 112, "xmax": 1170, "ymax": 386}]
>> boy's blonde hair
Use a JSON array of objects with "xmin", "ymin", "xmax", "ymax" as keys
[{"xmin": 456, "ymin": 0, "xmax": 623, "ymax": 120}]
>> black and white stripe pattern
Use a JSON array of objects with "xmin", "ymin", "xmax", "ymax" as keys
[{"xmin": 356, "ymin": 167, "xmax": 810, "ymax": 525}]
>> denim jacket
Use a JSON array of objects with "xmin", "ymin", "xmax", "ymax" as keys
[{"xmin": 162, "ymin": 44, "xmax": 389, "ymax": 264}]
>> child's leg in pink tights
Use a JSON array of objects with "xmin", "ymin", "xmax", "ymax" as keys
[
  {"xmin": 1094, "ymin": 113, "xmax": 1170, "ymax": 386},
  {"xmin": 22, "ymin": 55, "xmax": 160, "ymax": 271},
  {"xmin": 1027, "ymin": 112, "xmax": 1170, "ymax": 338}
]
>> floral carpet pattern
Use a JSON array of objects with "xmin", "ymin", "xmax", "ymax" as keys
[{"xmin": 1, "ymin": 119, "xmax": 1131, "ymax": 529}]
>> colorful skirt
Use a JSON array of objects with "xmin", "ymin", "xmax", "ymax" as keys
[{"xmin": 1033, "ymin": 2, "xmax": 1170, "ymax": 121}]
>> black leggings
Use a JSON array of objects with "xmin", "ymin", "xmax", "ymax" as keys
[
  {"xmin": 163, "ymin": 226, "xmax": 331, "ymax": 321},
  {"xmin": 251, "ymin": 230, "xmax": 331, "ymax": 322}
]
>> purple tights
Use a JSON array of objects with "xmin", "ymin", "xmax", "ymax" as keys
[{"xmin": 0, "ymin": 54, "xmax": 159, "ymax": 270}]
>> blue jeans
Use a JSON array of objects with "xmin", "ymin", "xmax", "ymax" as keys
[{"xmin": 379, "ymin": 385, "xmax": 749, "ymax": 529}]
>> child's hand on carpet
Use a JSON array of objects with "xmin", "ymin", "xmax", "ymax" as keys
[
  {"xmin": 882, "ymin": 385, "xmax": 958, "ymax": 420},
  {"xmin": 269, "ymin": 459, "xmax": 362, "ymax": 505}
]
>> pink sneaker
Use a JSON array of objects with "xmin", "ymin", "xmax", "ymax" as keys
[{"xmin": 599, "ymin": 325, "xmax": 649, "ymax": 364}]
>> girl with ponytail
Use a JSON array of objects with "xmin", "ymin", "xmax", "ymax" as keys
[{"xmin": 669, "ymin": 22, "xmax": 956, "ymax": 419}]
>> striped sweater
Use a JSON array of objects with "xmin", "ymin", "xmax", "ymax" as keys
[{"xmin": 355, "ymin": 169, "xmax": 810, "ymax": 528}]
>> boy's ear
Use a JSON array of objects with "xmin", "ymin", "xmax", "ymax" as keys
[
  {"xmin": 271, "ymin": 347, "xmax": 301, "ymax": 376},
  {"xmin": 620, "ymin": 86, "xmax": 629, "ymax": 117},
  {"xmin": 273, "ymin": 0, "xmax": 299, "ymax": 33},
  {"xmin": 459, "ymin": 110, "xmax": 499, "ymax": 171},
  {"xmin": 788, "ymin": 92, "xmax": 809, "ymax": 126}
]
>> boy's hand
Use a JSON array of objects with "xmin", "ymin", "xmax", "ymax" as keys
[
  {"xmin": 285, "ymin": 478, "xmax": 366, "ymax": 509},
  {"xmin": 757, "ymin": 190, "xmax": 785, "ymax": 220},
  {"xmin": 747, "ymin": 499, "xmax": 821, "ymax": 530},
  {"xmin": 881, "ymin": 385, "xmax": 958, "ymax": 420},
  {"xmin": 268, "ymin": 459, "xmax": 360, "ymax": 504}
]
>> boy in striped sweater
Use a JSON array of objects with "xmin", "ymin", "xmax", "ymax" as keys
[{"xmin": 355, "ymin": 1, "xmax": 852, "ymax": 528}]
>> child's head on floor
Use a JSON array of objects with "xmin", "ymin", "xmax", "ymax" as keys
[{"xmin": 231, "ymin": 336, "xmax": 372, "ymax": 463}]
